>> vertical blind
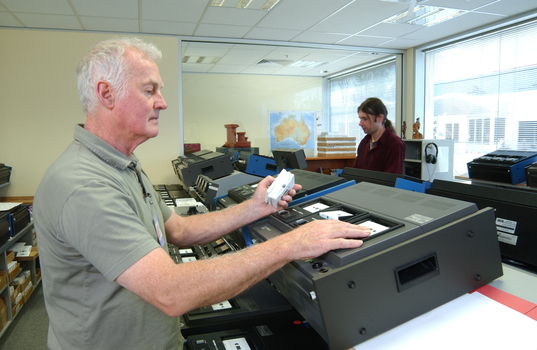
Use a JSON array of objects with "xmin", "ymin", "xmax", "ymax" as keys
[
  {"xmin": 328, "ymin": 61, "xmax": 397, "ymax": 140},
  {"xmin": 424, "ymin": 18, "xmax": 537, "ymax": 176}
]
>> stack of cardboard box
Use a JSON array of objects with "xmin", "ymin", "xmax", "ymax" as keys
[{"xmin": 317, "ymin": 133, "xmax": 357, "ymax": 157}]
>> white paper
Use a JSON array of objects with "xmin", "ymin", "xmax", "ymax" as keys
[
  {"xmin": 223, "ymin": 337, "xmax": 251, "ymax": 350},
  {"xmin": 354, "ymin": 292, "xmax": 537, "ymax": 350},
  {"xmin": 0, "ymin": 202, "xmax": 22, "ymax": 211}
]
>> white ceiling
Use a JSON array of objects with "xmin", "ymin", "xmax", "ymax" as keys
[{"xmin": 1, "ymin": 0, "xmax": 537, "ymax": 77}]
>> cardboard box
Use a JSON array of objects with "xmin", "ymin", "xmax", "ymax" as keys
[
  {"xmin": 0, "ymin": 271, "xmax": 7, "ymax": 291},
  {"xmin": 6, "ymin": 250, "xmax": 14, "ymax": 264},
  {"xmin": 10, "ymin": 284, "xmax": 21, "ymax": 306},
  {"xmin": 0, "ymin": 298, "xmax": 7, "ymax": 332},
  {"xmin": 8, "ymin": 262, "xmax": 20, "ymax": 281},
  {"xmin": 21, "ymin": 282, "xmax": 33, "ymax": 304},
  {"xmin": 14, "ymin": 246, "xmax": 38, "ymax": 261}
]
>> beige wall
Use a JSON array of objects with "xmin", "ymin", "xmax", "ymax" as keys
[
  {"xmin": 182, "ymin": 73, "xmax": 322, "ymax": 155},
  {"xmin": 0, "ymin": 28, "xmax": 322, "ymax": 198},
  {"xmin": 0, "ymin": 29, "xmax": 180, "ymax": 197}
]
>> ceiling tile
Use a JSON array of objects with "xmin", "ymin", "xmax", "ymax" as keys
[
  {"xmin": 79, "ymin": 16, "xmax": 139, "ymax": 32},
  {"xmin": 291, "ymin": 31, "xmax": 352, "ymax": 45},
  {"xmin": 201, "ymin": 6, "xmax": 267, "ymax": 26},
  {"xmin": 425, "ymin": 0, "xmax": 502, "ymax": 11},
  {"xmin": 359, "ymin": 22, "xmax": 423, "ymax": 37},
  {"xmin": 0, "ymin": 0, "xmax": 73, "ymax": 15},
  {"xmin": 241, "ymin": 64, "xmax": 281, "ymax": 75},
  {"xmin": 244, "ymin": 27, "xmax": 302, "ymax": 41},
  {"xmin": 376, "ymin": 37, "xmax": 422, "ymax": 50},
  {"xmin": 141, "ymin": 0, "xmax": 208, "ymax": 22},
  {"xmin": 142, "ymin": 20, "xmax": 197, "ymax": 35},
  {"xmin": 337, "ymin": 34, "xmax": 395, "ymax": 47},
  {"xmin": 475, "ymin": 0, "xmax": 537, "ymax": 17},
  {"xmin": 401, "ymin": 12, "xmax": 504, "ymax": 43},
  {"xmin": 194, "ymin": 23, "xmax": 252, "ymax": 38},
  {"xmin": 0, "ymin": 12, "xmax": 21, "ymax": 26},
  {"xmin": 183, "ymin": 44, "xmax": 231, "ymax": 58},
  {"xmin": 300, "ymin": 50, "xmax": 361, "ymax": 62},
  {"xmin": 218, "ymin": 49, "xmax": 270, "ymax": 66},
  {"xmin": 71, "ymin": 0, "xmax": 138, "ymax": 19},
  {"xmin": 181, "ymin": 63, "xmax": 213, "ymax": 73},
  {"xmin": 209, "ymin": 65, "xmax": 250, "ymax": 74},
  {"xmin": 256, "ymin": 0, "xmax": 354, "ymax": 30},
  {"xmin": 310, "ymin": 0, "xmax": 408, "ymax": 34},
  {"xmin": 14, "ymin": 13, "xmax": 82, "ymax": 30}
]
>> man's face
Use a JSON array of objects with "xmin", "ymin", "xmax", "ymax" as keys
[
  {"xmin": 358, "ymin": 110, "xmax": 381, "ymax": 135},
  {"xmin": 113, "ymin": 49, "xmax": 167, "ymax": 143}
]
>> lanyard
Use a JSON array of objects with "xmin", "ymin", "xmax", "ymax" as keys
[{"xmin": 129, "ymin": 162, "xmax": 166, "ymax": 248}]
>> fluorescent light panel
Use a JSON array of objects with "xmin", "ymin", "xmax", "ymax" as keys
[
  {"xmin": 288, "ymin": 61, "xmax": 327, "ymax": 68},
  {"xmin": 211, "ymin": 0, "xmax": 280, "ymax": 10},
  {"xmin": 182, "ymin": 56, "xmax": 220, "ymax": 64},
  {"xmin": 384, "ymin": 5, "xmax": 467, "ymax": 27}
]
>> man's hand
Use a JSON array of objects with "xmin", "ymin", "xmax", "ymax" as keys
[
  {"xmin": 275, "ymin": 220, "xmax": 371, "ymax": 261},
  {"xmin": 250, "ymin": 175, "xmax": 303, "ymax": 217}
]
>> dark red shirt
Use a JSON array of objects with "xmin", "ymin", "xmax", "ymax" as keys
[{"xmin": 353, "ymin": 129, "xmax": 406, "ymax": 174}]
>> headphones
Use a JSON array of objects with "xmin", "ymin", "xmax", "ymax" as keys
[{"xmin": 425, "ymin": 142, "xmax": 438, "ymax": 164}]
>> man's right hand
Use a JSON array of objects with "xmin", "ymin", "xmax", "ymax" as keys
[{"xmin": 275, "ymin": 220, "xmax": 371, "ymax": 262}]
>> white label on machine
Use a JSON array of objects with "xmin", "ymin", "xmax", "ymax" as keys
[
  {"xmin": 360, "ymin": 220, "xmax": 390, "ymax": 237},
  {"xmin": 496, "ymin": 217, "xmax": 517, "ymax": 230},
  {"xmin": 223, "ymin": 337, "xmax": 251, "ymax": 350},
  {"xmin": 498, "ymin": 231, "xmax": 518, "ymax": 246},
  {"xmin": 404, "ymin": 213, "xmax": 433, "ymax": 225},
  {"xmin": 211, "ymin": 300, "xmax": 233, "ymax": 310},
  {"xmin": 303, "ymin": 202, "xmax": 330, "ymax": 213}
]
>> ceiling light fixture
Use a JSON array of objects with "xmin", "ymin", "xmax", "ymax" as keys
[
  {"xmin": 288, "ymin": 61, "xmax": 327, "ymax": 68},
  {"xmin": 236, "ymin": 0, "xmax": 252, "ymax": 9},
  {"xmin": 182, "ymin": 56, "xmax": 220, "ymax": 64},
  {"xmin": 384, "ymin": 5, "xmax": 467, "ymax": 27},
  {"xmin": 261, "ymin": 0, "xmax": 280, "ymax": 10},
  {"xmin": 210, "ymin": 0, "xmax": 280, "ymax": 10},
  {"xmin": 211, "ymin": 0, "xmax": 225, "ymax": 6}
]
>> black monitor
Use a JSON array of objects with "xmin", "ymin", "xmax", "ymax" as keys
[
  {"xmin": 339, "ymin": 167, "xmax": 422, "ymax": 188},
  {"xmin": 426, "ymin": 179, "xmax": 537, "ymax": 271},
  {"xmin": 271, "ymin": 148, "xmax": 307, "ymax": 170}
]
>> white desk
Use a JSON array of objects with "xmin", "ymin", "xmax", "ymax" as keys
[
  {"xmin": 489, "ymin": 263, "xmax": 537, "ymax": 304},
  {"xmin": 353, "ymin": 263, "xmax": 537, "ymax": 350}
]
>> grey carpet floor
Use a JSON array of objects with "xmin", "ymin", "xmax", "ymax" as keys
[{"xmin": 0, "ymin": 282, "xmax": 48, "ymax": 349}]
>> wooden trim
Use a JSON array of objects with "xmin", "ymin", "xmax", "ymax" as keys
[{"xmin": 0, "ymin": 196, "xmax": 34, "ymax": 205}]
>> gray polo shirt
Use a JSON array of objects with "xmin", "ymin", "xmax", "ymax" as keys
[{"xmin": 34, "ymin": 125, "xmax": 181, "ymax": 350}]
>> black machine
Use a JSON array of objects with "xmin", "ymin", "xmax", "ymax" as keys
[
  {"xmin": 525, "ymin": 162, "xmax": 537, "ymax": 187},
  {"xmin": 271, "ymin": 148, "xmax": 307, "ymax": 171},
  {"xmin": 0, "ymin": 164, "xmax": 11, "ymax": 185},
  {"xmin": 185, "ymin": 320, "xmax": 328, "ymax": 350},
  {"xmin": 339, "ymin": 167, "xmax": 423, "ymax": 188},
  {"xmin": 467, "ymin": 150, "xmax": 537, "ymax": 184},
  {"xmin": 226, "ymin": 169, "xmax": 346, "ymax": 205},
  {"xmin": 172, "ymin": 150, "xmax": 234, "ymax": 187},
  {"xmin": 427, "ymin": 179, "xmax": 537, "ymax": 271},
  {"xmin": 248, "ymin": 182, "xmax": 502, "ymax": 349}
]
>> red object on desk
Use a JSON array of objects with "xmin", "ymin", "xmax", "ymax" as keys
[{"xmin": 473, "ymin": 284, "xmax": 537, "ymax": 321}]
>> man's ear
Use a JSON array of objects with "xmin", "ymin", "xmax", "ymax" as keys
[
  {"xmin": 375, "ymin": 114, "xmax": 384, "ymax": 123},
  {"xmin": 96, "ymin": 81, "xmax": 114, "ymax": 109}
]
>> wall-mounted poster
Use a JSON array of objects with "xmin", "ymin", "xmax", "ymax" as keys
[{"xmin": 269, "ymin": 111, "xmax": 316, "ymax": 155}]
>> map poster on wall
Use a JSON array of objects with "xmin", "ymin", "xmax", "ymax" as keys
[{"xmin": 269, "ymin": 111, "xmax": 316, "ymax": 153}]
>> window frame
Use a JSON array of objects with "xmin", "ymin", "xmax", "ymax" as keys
[
  {"xmin": 414, "ymin": 12, "xmax": 537, "ymax": 177},
  {"xmin": 322, "ymin": 54, "xmax": 404, "ymax": 139}
]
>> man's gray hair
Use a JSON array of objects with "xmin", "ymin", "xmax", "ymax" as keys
[{"xmin": 76, "ymin": 37, "xmax": 162, "ymax": 114}]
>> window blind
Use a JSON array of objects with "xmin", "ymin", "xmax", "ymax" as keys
[{"xmin": 424, "ymin": 18, "xmax": 537, "ymax": 176}]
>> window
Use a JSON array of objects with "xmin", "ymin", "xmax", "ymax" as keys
[
  {"xmin": 327, "ymin": 60, "xmax": 398, "ymax": 140},
  {"xmin": 423, "ymin": 19, "xmax": 537, "ymax": 177},
  {"xmin": 446, "ymin": 123, "xmax": 459, "ymax": 142}
]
